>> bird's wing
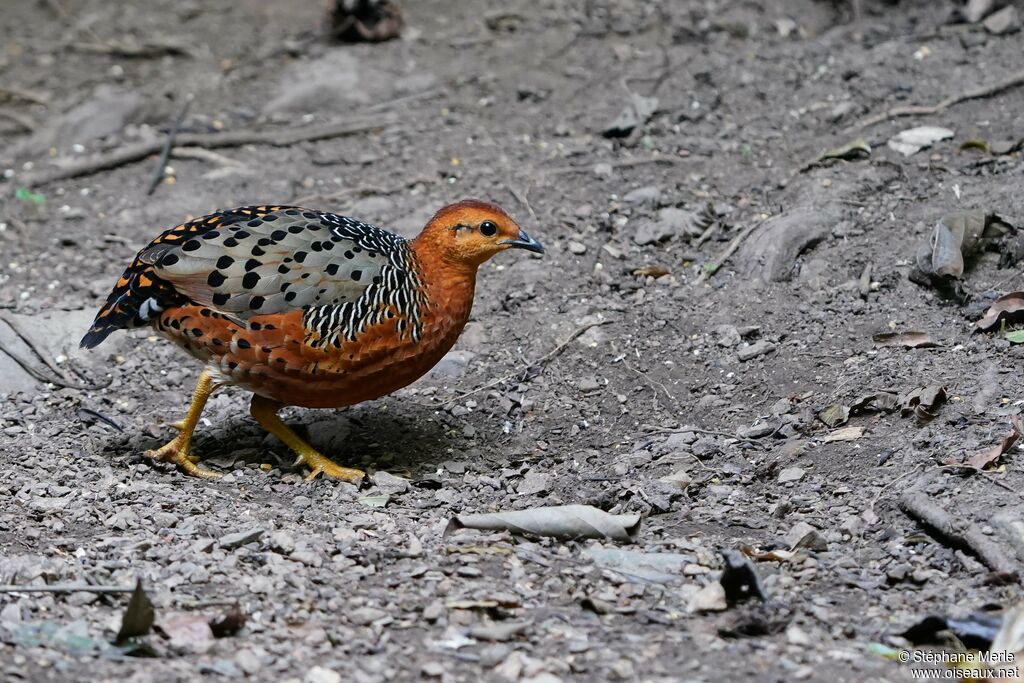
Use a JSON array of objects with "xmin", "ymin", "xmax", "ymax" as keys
[{"xmin": 145, "ymin": 206, "xmax": 406, "ymax": 319}]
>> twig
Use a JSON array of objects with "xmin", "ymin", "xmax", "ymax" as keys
[
  {"xmin": 78, "ymin": 407, "xmax": 124, "ymax": 432},
  {"xmin": 0, "ymin": 310, "xmax": 73, "ymax": 379},
  {"xmin": 0, "ymin": 86, "xmax": 50, "ymax": 105},
  {"xmin": 17, "ymin": 114, "xmax": 396, "ymax": 187},
  {"xmin": 68, "ymin": 40, "xmax": 194, "ymax": 59},
  {"xmin": 0, "ymin": 108, "xmax": 37, "ymax": 132},
  {"xmin": 695, "ymin": 216, "xmax": 768, "ymax": 284},
  {"xmin": 692, "ymin": 219, "xmax": 719, "ymax": 248},
  {"xmin": 0, "ymin": 314, "xmax": 90, "ymax": 389},
  {"xmin": 899, "ymin": 491, "xmax": 1018, "ymax": 574},
  {"xmin": 869, "ymin": 465, "xmax": 924, "ymax": 511},
  {"xmin": 145, "ymin": 96, "xmax": 192, "ymax": 195},
  {"xmin": 440, "ymin": 320, "xmax": 612, "ymax": 406},
  {"xmin": 0, "ymin": 584, "xmax": 135, "ymax": 594},
  {"xmin": 854, "ymin": 68, "xmax": 1024, "ymax": 130}
]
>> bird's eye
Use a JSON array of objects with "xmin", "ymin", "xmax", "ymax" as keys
[{"xmin": 479, "ymin": 220, "xmax": 498, "ymax": 237}]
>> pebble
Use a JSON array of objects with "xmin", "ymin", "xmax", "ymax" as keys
[
  {"xmin": 622, "ymin": 185, "xmax": 661, "ymax": 204},
  {"xmin": 778, "ymin": 467, "xmax": 806, "ymax": 484},
  {"xmin": 576, "ymin": 377, "xmax": 601, "ymax": 392},
  {"xmin": 737, "ymin": 341, "xmax": 776, "ymax": 362},
  {"xmin": 687, "ymin": 582, "xmax": 727, "ymax": 613},
  {"xmin": 305, "ymin": 667, "xmax": 342, "ymax": 683},
  {"xmin": 567, "ymin": 240, "xmax": 587, "ymax": 255},
  {"xmin": 348, "ymin": 607, "xmax": 386, "ymax": 626},
  {"xmin": 220, "ymin": 527, "xmax": 264, "ymax": 550}
]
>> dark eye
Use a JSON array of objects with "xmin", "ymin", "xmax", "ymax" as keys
[{"xmin": 479, "ymin": 220, "xmax": 498, "ymax": 237}]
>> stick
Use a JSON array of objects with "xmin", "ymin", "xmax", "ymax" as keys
[
  {"xmin": 145, "ymin": 96, "xmax": 192, "ymax": 195},
  {"xmin": 0, "ymin": 86, "xmax": 50, "ymax": 105},
  {"xmin": 440, "ymin": 320, "xmax": 612, "ymax": 406},
  {"xmin": 0, "ymin": 108, "xmax": 37, "ymax": 132},
  {"xmin": 0, "ymin": 584, "xmax": 135, "ymax": 594},
  {"xmin": 0, "ymin": 316, "xmax": 90, "ymax": 390},
  {"xmin": 854, "ymin": 68, "xmax": 1024, "ymax": 130},
  {"xmin": 899, "ymin": 491, "xmax": 1018, "ymax": 574},
  {"xmin": 695, "ymin": 217, "xmax": 768, "ymax": 284},
  {"xmin": 17, "ymin": 114, "xmax": 396, "ymax": 187}
]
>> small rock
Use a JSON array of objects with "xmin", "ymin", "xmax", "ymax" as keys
[
  {"xmin": 517, "ymin": 470, "xmax": 549, "ymax": 496},
  {"xmin": 963, "ymin": 0, "xmax": 995, "ymax": 23},
  {"xmin": 785, "ymin": 522, "xmax": 817, "ymax": 548},
  {"xmin": 576, "ymin": 377, "xmax": 601, "ymax": 392},
  {"xmin": 687, "ymin": 582, "xmax": 727, "ymax": 613},
  {"xmin": 609, "ymin": 658, "xmax": 635, "ymax": 681},
  {"xmin": 793, "ymin": 529, "xmax": 828, "ymax": 552},
  {"xmin": 372, "ymin": 470, "xmax": 410, "ymax": 495},
  {"xmin": 348, "ymin": 607, "xmax": 386, "ymax": 626},
  {"xmin": 428, "ymin": 350, "xmax": 476, "ymax": 378},
  {"xmin": 421, "ymin": 662, "xmax": 445, "ymax": 678},
  {"xmin": 778, "ymin": 467, "xmax": 805, "ymax": 484},
  {"xmin": 305, "ymin": 666, "xmax": 342, "ymax": 683},
  {"xmin": 235, "ymin": 649, "xmax": 262, "ymax": 676},
  {"xmin": 658, "ymin": 469, "xmax": 692, "ymax": 490},
  {"xmin": 469, "ymin": 620, "xmax": 530, "ymax": 642},
  {"xmin": 786, "ymin": 625, "xmax": 812, "ymax": 646},
  {"xmin": 268, "ymin": 530, "xmax": 296, "ymax": 555},
  {"xmin": 220, "ymin": 527, "xmax": 264, "ymax": 550},
  {"xmin": 737, "ymin": 341, "xmax": 776, "ymax": 362},
  {"xmin": 738, "ymin": 422, "xmax": 776, "ymax": 439},
  {"xmin": 622, "ymin": 185, "xmax": 661, "ymax": 205},
  {"xmin": 567, "ymin": 240, "xmax": 587, "ymax": 255},
  {"xmin": 633, "ymin": 219, "xmax": 675, "ymax": 246},
  {"xmin": 593, "ymin": 163, "xmax": 613, "ymax": 178},
  {"xmin": 983, "ymin": 5, "xmax": 1020, "ymax": 34},
  {"xmin": 422, "ymin": 602, "xmax": 445, "ymax": 622}
]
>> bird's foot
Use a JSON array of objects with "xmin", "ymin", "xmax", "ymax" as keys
[
  {"xmin": 146, "ymin": 435, "xmax": 222, "ymax": 479},
  {"xmin": 299, "ymin": 451, "xmax": 365, "ymax": 484}
]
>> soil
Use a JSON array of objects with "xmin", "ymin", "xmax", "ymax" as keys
[{"xmin": 2, "ymin": 1, "xmax": 1024, "ymax": 681}]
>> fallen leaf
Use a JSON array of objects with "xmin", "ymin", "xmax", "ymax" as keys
[
  {"xmin": 850, "ymin": 391, "xmax": 899, "ymax": 414},
  {"xmin": 899, "ymin": 385, "xmax": 947, "ymax": 423},
  {"xmin": 958, "ymin": 139, "xmax": 989, "ymax": 153},
  {"xmin": 910, "ymin": 211, "xmax": 1018, "ymax": 301},
  {"xmin": 887, "ymin": 126, "xmax": 954, "ymax": 156},
  {"xmin": 357, "ymin": 494, "xmax": 390, "ymax": 508},
  {"xmin": 823, "ymin": 426, "xmax": 864, "ymax": 442},
  {"xmin": 977, "ymin": 292, "xmax": 1024, "ymax": 331},
  {"xmin": 817, "ymin": 404, "xmax": 850, "ymax": 428},
  {"xmin": 446, "ymin": 504, "xmax": 641, "ymax": 543},
  {"xmin": 801, "ymin": 137, "xmax": 871, "ymax": 172},
  {"xmin": 1007, "ymin": 330, "xmax": 1024, "ymax": 345},
  {"xmin": 872, "ymin": 331, "xmax": 939, "ymax": 348},
  {"xmin": 115, "ymin": 580, "xmax": 154, "ymax": 643},
  {"xmin": 964, "ymin": 414, "xmax": 1023, "ymax": 470}
]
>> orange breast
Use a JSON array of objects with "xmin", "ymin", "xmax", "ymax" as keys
[{"xmin": 156, "ymin": 292, "xmax": 472, "ymax": 409}]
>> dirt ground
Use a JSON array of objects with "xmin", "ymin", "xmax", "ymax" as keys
[{"xmin": 2, "ymin": 0, "xmax": 1024, "ymax": 681}]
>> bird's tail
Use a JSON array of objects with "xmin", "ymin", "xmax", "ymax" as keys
[{"xmin": 80, "ymin": 258, "xmax": 186, "ymax": 349}]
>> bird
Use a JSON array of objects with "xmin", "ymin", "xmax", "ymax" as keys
[{"xmin": 81, "ymin": 199, "xmax": 544, "ymax": 482}]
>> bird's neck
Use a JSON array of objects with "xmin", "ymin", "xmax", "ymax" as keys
[{"xmin": 410, "ymin": 238, "xmax": 478, "ymax": 332}]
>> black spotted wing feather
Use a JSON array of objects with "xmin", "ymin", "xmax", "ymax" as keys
[
  {"xmin": 82, "ymin": 206, "xmax": 426, "ymax": 351},
  {"xmin": 151, "ymin": 208, "xmax": 390, "ymax": 317}
]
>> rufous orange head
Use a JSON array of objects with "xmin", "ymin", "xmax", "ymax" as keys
[{"xmin": 414, "ymin": 199, "xmax": 544, "ymax": 271}]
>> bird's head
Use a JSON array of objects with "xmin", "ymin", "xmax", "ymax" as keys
[{"xmin": 415, "ymin": 199, "xmax": 544, "ymax": 272}]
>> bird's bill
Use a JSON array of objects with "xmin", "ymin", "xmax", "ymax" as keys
[{"xmin": 501, "ymin": 228, "xmax": 545, "ymax": 254}]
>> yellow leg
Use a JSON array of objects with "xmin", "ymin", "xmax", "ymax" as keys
[
  {"xmin": 249, "ymin": 395, "xmax": 365, "ymax": 484},
  {"xmin": 145, "ymin": 368, "xmax": 222, "ymax": 479}
]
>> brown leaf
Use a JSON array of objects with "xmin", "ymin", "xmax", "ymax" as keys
[
  {"xmin": 872, "ymin": 331, "xmax": 940, "ymax": 348},
  {"xmin": 975, "ymin": 292, "xmax": 1024, "ymax": 332},
  {"xmin": 116, "ymin": 579, "xmax": 155, "ymax": 643},
  {"xmin": 899, "ymin": 385, "xmax": 947, "ymax": 423},
  {"xmin": 964, "ymin": 414, "xmax": 1023, "ymax": 470}
]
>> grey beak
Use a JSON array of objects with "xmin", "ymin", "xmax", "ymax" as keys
[{"xmin": 502, "ymin": 228, "xmax": 544, "ymax": 254}]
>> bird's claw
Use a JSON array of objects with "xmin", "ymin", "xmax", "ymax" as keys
[
  {"xmin": 146, "ymin": 436, "xmax": 222, "ymax": 479},
  {"xmin": 301, "ymin": 456, "xmax": 365, "ymax": 484}
]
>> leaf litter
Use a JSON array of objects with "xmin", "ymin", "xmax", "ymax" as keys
[{"xmin": 446, "ymin": 504, "xmax": 641, "ymax": 543}]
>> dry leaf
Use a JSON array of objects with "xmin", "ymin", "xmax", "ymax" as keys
[
  {"xmin": 824, "ymin": 426, "xmax": 864, "ymax": 442},
  {"xmin": 964, "ymin": 414, "xmax": 1023, "ymax": 470},
  {"xmin": 887, "ymin": 126, "xmax": 954, "ymax": 156},
  {"xmin": 872, "ymin": 331, "xmax": 939, "ymax": 348},
  {"xmin": 976, "ymin": 292, "xmax": 1024, "ymax": 331},
  {"xmin": 446, "ymin": 504, "xmax": 641, "ymax": 543},
  {"xmin": 116, "ymin": 579, "xmax": 155, "ymax": 643},
  {"xmin": 900, "ymin": 385, "xmax": 948, "ymax": 422},
  {"xmin": 850, "ymin": 391, "xmax": 899, "ymax": 414},
  {"xmin": 818, "ymin": 404, "xmax": 850, "ymax": 428}
]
